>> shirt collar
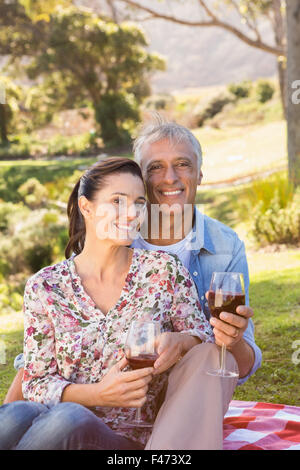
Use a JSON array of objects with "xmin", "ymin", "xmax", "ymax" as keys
[{"xmin": 187, "ymin": 206, "xmax": 216, "ymax": 255}]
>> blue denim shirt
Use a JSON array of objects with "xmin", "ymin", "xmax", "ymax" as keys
[{"xmin": 185, "ymin": 208, "xmax": 262, "ymax": 385}]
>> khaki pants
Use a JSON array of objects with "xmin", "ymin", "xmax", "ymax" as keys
[{"xmin": 145, "ymin": 343, "xmax": 238, "ymax": 450}]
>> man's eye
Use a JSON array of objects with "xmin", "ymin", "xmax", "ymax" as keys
[
  {"xmin": 149, "ymin": 165, "xmax": 162, "ymax": 171},
  {"xmin": 177, "ymin": 162, "xmax": 189, "ymax": 167}
]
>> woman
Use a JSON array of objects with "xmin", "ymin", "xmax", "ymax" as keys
[{"xmin": 0, "ymin": 157, "xmax": 213, "ymax": 450}]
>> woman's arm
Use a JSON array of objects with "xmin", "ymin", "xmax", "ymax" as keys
[
  {"xmin": 22, "ymin": 276, "xmax": 72, "ymax": 404},
  {"xmin": 3, "ymin": 369, "xmax": 24, "ymax": 404}
]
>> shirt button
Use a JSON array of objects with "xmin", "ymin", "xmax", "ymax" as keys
[
  {"xmin": 193, "ymin": 271, "xmax": 198, "ymax": 276},
  {"xmin": 201, "ymin": 295, "xmax": 204, "ymax": 300}
]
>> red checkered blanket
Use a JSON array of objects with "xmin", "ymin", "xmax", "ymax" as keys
[{"xmin": 223, "ymin": 400, "xmax": 300, "ymax": 450}]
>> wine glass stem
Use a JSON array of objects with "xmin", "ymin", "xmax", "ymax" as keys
[
  {"xmin": 136, "ymin": 407, "xmax": 142, "ymax": 422},
  {"xmin": 220, "ymin": 343, "xmax": 226, "ymax": 373}
]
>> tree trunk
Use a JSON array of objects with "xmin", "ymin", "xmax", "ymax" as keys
[
  {"xmin": 0, "ymin": 104, "xmax": 8, "ymax": 143},
  {"xmin": 286, "ymin": 0, "xmax": 300, "ymax": 187},
  {"xmin": 277, "ymin": 60, "xmax": 287, "ymax": 119},
  {"xmin": 272, "ymin": 0, "xmax": 287, "ymax": 118}
]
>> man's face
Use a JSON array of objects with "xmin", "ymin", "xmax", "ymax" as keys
[{"xmin": 140, "ymin": 138, "xmax": 202, "ymax": 210}]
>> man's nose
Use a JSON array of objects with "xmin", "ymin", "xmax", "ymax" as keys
[{"xmin": 163, "ymin": 165, "xmax": 178, "ymax": 184}]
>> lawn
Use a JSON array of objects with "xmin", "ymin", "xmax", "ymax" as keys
[
  {"xmin": 1, "ymin": 249, "xmax": 299, "ymax": 406},
  {"xmin": 233, "ymin": 250, "xmax": 300, "ymax": 406}
]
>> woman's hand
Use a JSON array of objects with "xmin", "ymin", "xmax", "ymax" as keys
[
  {"xmin": 153, "ymin": 332, "xmax": 201, "ymax": 376},
  {"xmin": 93, "ymin": 356, "xmax": 154, "ymax": 408}
]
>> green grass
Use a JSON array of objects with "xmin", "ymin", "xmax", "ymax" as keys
[
  {"xmin": 233, "ymin": 261, "xmax": 300, "ymax": 406},
  {"xmin": 0, "ymin": 132, "xmax": 98, "ymax": 160},
  {"xmin": 0, "ymin": 312, "xmax": 24, "ymax": 404},
  {"xmin": 1, "ymin": 251, "xmax": 299, "ymax": 406},
  {"xmin": 0, "ymin": 157, "xmax": 98, "ymax": 202}
]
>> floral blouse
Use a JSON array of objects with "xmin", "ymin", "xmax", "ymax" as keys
[{"xmin": 22, "ymin": 248, "xmax": 214, "ymax": 447}]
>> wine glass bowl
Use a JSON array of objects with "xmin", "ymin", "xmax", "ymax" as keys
[{"xmin": 121, "ymin": 320, "xmax": 160, "ymax": 428}]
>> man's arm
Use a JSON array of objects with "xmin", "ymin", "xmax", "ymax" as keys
[{"xmin": 3, "ymin": 369, "xmax": 24, "ymax": 404}]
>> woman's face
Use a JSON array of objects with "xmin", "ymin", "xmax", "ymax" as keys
[{"xmin": 79, "ymin": 172, "xmax": 146, "ymax": 245}]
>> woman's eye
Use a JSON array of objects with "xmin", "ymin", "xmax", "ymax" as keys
[
  {"xmin": 113, "ymin": 198, "xmax": 126, "ymax": 207},
  {"xmin": 135, "ymin": 202, "xmax": 146, "ymax": 211}
]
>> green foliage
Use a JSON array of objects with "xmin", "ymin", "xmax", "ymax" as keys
[
  {"xmin": 145, "ymin": 94, "xmax": 175, "ymax": 111},
  {"xmin": 94, "ymin": 91, "xmax": 139, "ymax": 147},
  {"xmin": 24, "ymin": 242, "xmax": 53, "ymax": 272},
  {"xmin": 0, "ymin": 3, "xmax": 164, "ymax": 146},
  {"xmin": 196, "ymin": 172, "xmax": 298, "ymax": 248},
  {"xmin": 0, "ymin": 282, "xmax": 23, "ymax": 314},
  {"xmin": 245, "ymin": 173, "xmax": 294, "ymax": 213},
  {"xmin": 194, "ymin": 93, "xmax": 234, "ymax": 127},
  {"xmin": 17, "ymin": 177, "xmax": 48, "ymax": 209},
  {"xmin": 255, "ymin": 80, "xmax": 275, "ymax": 103},
  {"xmin": 0, "ymin": 77, "xmax": 23, "ymax": 142},
  {"xmin": 0, "ymin": 204, "xmax": 67, "ymax": 275},
  {"xmin": 0, "ymin": 158, "xmax": 96, "ymax": 203},
  {"xmin": 228, "ymin": 80, "xmax": 252, "ymax": 99},
  {"xmin": 251, "ymin": 187, "xmax": 300, "ymax": 246}
]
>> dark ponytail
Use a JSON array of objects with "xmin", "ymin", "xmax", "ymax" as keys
[
  {"xmin": 64, "ymin": 156, "xmax": 144, "ymax": 259},
  {"xmin": 65, "ymin": 179, "xmax": 86, "ymax": 259}
]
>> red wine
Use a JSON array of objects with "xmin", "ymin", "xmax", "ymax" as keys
[
  {"xmin": 207, "ymin": 291, "xmax": 245, "ymax": 319},
  {"xmin": 127, "ymin": 354, "xmax": 158, "ymax": 370}
]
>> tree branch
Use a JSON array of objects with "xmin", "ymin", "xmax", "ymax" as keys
[{"xmin": 119, "ymin": 0, "xmax": 283, "ymax": 56}]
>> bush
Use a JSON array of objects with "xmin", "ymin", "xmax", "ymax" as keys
[
  {"xmin": 245, "ymin": 174, "xmax": 294, "ymax": 214},
  {"xmin": 194, "ymin": 93, "xmax": 234, "ymax": 127},
  {"xmin": 25, "ymin": 243, "xmax": 54, "ymax": 272},
  {"xmin": 18, "ymin": 178, "xmax": 48, "ymax": 209},
  {"xmin": 251, "ymin": 187, "xmax": 300, "ymax": 246},
  {"xmin": 256, "ymin": 80, "xmax": 275, "ymax": 103},
  {"xmin": 0, "ymin": 205, "xmax": 67, "ymax": 275},
  {"xmin": 145, "ymin": 94, "xmax": 175, "ymax": 110},
  {"xmin": 228, "ymin": 80, "xmax": 252, "ymax": 99}
]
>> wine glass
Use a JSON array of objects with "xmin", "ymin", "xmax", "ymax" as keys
[
  {"xmin": 121, "ymin": 320, "xmax": 160, "ymax": 428},
  {"xmin": 206, "ymin": 272, "xmax": 245, "ymax": 378}
]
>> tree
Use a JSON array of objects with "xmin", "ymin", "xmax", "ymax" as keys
[
  {"xmin": 0, "ymin": 2, "xmax": 164, "ymax": 146},
  {"xmin": 110, "ymin": 0, "xmax": 287, "ymax": 115},
  {"xmin": 286, "ymin": 0, "xmax": 300, "ymax": 187},
  {"xmin": 0, "ymin": 77, "xmax": 22, "ymax": 144}
]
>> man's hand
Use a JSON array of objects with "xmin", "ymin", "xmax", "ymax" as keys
[
  {"xmin": 153, "ymin": 332, "xmax": 200, "ymax": 375},
  {"xmin": 207, "ymin": 293, "xmax": 254, "ymax": 350}
]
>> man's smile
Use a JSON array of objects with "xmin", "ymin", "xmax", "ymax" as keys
[{"xmin": 159, "ymin": 189, "xmax": 184, "ymax": 197}]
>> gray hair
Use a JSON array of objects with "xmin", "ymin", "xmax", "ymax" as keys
[{"xmin": 133, "ymin": 114, "xmax": 202, "ymax": 172}]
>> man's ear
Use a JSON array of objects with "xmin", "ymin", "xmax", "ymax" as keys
[{"xmin": 197, "ymin": 170, "xmax": 203, "ymax": 185}]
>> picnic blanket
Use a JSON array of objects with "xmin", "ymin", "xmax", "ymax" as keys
[{"xmin": 223, "ymin": 400, "xmax": 300, "ymax": 450}]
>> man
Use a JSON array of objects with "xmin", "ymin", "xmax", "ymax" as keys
[
  {"xmin": 4, "ymin": 117, "xmax": 261, "ymax": 449},
  {"xmin": 132, "ymin": 117, "xmax": 261, "ymax": 382}
]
